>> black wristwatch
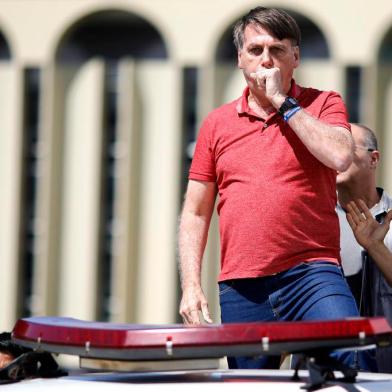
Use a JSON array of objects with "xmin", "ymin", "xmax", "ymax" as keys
[{"xmin": 278, "ymin": 96, "xmax": 299, "ymax": 116}]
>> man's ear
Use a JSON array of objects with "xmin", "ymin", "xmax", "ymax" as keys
[
  {"xmin": 370, "ymin": 150, "xmax": 380, "ymax": 168},
  {"xmin": 293, "ymin": 45, "xmax": 300, "ymax": 69},
  {"xmin": 237, "ymin": 50, "xmax": 243, "ymax": 69}
]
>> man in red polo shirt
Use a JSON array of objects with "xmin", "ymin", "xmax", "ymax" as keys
[{"xmin": 178, "ymin": 7, "xmax": 358, "ymax": 369}]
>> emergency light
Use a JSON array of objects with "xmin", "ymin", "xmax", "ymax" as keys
[{"xmin": 12, "ymin": 316, "xmax": 392, "ymax": 363}]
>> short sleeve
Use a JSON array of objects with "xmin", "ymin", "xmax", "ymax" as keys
[
  {"xmin": 189, "ymin": 116, "xmax": 216, "ymax": 182},
  {"xmin": 319, "ymin": 92, "xmax": 350, "ymax": 131}
]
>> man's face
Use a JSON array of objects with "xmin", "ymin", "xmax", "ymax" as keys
[
  {"xmin": 237, "ymin": 24, "xmax": 299, "ymax": 94},
  {"xmin": 336, "ymin": 125, "xmax": 378, "ymax": 185}
]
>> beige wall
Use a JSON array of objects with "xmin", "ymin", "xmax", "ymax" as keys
[
  {"xmin": 0, "ymin": 0, "xmax": 390, "ymax": 65},
  {"xmin": 1, "ymin": 0, "xmax": 392, "ymax": 331}
]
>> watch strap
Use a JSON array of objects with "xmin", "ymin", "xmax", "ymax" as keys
[
  {"xmin": 278, "ymin": 96, "xmax": 299, "ymax": 116},
  {"xmin": 283, "ymin": 106, "xmax": 301, "ymax": 122}
]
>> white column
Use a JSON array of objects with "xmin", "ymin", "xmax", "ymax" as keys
[
  {"xmin": 295, "ymin": 61, "xmax": 346, "ymax": 98},
  {"xmin": 212, "ymin": 65, "xmax": 245, "ymax": 106},
  {"xmin": 109, "ymin": 60, "xmax": 140, "ymax": 322},
  {"xmin": 360, "ymin": 64, "xmax": 377, "ymax": 127},
  {"xmin": 58, "ymin": 60, "xmax": 105, "ymax": 320},
  {"xmin": 32, "ymin": 63, "xmax": 70, "ymax": 317},
  {"xmin": 134, "ymin": 61, "xmax": 182, "ymax": 323},
  {"xmin": 0, "ymin": 63, "xmax": 23, "ymax": 330}
]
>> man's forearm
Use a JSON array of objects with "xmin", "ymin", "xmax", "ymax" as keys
[
  {"xmin": 178, "ymin": 180, "xmax": 216, "ymax": 324},
  {"xmin": 254, "ymin": 71, "xmax": 354, "ymax": 172},
  {"xmin": 178, "ymin": 209, "xmax": 213, "ymax": 324},
  {"xmin": 178, "ymin": 210, "xmax": 211, "ymax": 289},
  {"xmin": 286, "ymin": 108, "xmax": 353, "ymax": 171},
  {"xmin": 367, "ymin": 241, "xmax": 392, "ymax": 286}
]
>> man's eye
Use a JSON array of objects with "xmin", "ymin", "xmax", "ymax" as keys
[
  {"xmin": 250, "ymin": 48, "xmax": 262, "ymax": 55},
  {"xmin": 271, "ymin": 47, "xmax": 284, "ymax": 55}
]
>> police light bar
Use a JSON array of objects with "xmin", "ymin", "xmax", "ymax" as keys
[{"xmin": 12, "ymin": 316, "xmax": 392, "ymax": 363}]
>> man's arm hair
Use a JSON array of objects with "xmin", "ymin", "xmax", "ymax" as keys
[
  {"xmin": 286, "ymin": 109, "xmax": 354, "ymax": 172},
  {"xmin": 178, "ymin": 180, "xmax": 217, "ymax": 324},
  {"xmin": 346, "ymin": 199, "xmax": 392, "ymax": 286}
]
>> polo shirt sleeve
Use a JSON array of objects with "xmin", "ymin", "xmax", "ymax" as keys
[
  {"xmin": 318, "ymin": 91, "xmax": 350, "ymax": 131},
  {"xmin": 189, "ymin": 116, "xmax": 216, "ymax": 182}
]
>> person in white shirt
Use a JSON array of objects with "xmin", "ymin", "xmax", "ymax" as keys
[{"xmin": 337, "ymin": 123, "xmax": 392, "ymax": 372}]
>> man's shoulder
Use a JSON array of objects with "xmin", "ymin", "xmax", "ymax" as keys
[
  {"xmin": 295, "ymin": 83, "xmax": 347, "ymax": 121},
  {"xmin": 198, "ymin": 97, "xmax": 241, "ymax": 138},
  {"xmin": 297, "ymin": 83, "xmax": 342, "ymax": 101},
  {"xmin": 380, "ymin": 189, "xmax": 392, "ymax": 209},
  {"xmin": 203, "ymin": 97, "xmax": 241, "ymax": 126},
  {"xmin": 208, "ymin": 97, "xmax": 240, "ymax": 117},
  {"xmin": 369, "ymin": 188, "xmax": 392, "ymax": 216}
]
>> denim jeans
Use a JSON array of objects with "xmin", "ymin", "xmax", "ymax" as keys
[{"xmin": 219, "ymin": 261, "xmax": 365, "ymax": 369}]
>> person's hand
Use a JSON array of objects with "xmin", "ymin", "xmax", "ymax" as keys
[
  {"xmin": 346, "ymin": 199, "xmax": 392, "ymax": 250},
  {"xmin": 179, "ymin": 285, "xmax": 212, "ymax": 325},
  {"xmin": 0, "ymin": 350, "xmax": 14, "ymax": 369},
  {"xmin": 250, "ymin": 66, "xmax": 285, "ymax": 107}
]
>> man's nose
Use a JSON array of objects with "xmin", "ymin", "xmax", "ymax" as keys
[{"xmin": 260, "ymin": 49, "xmax": 273, "ymax": 68}]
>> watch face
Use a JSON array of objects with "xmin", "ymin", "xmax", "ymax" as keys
[
  {"xmin": 279, "ymin": 97, "xmax": 299, "ymax": 115},
  {"xmin": 288, "ymin": 97, "xmax": 297, "ymax": 105}
]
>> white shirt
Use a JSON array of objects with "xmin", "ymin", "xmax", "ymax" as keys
[{"xmin": 337, "ymin": 189, "xmax": 392, "ymax": 276}]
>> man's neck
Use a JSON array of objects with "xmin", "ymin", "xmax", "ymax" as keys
[{"xmin": 337, "ymin": 180, "xmax": 380, "ymax": 210}]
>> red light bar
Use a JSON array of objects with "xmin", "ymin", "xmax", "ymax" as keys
[{"xmin": 12, "ymin": 317, "xmax": 392, "ymax": 361}]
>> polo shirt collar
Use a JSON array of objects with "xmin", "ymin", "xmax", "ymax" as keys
[
  {"xmin": 372, "ymin": 188, "xmax": 392, "ymax": 217},
  {"xmin": 337, "ymin": 188, "xmax": 392, "ymax": 217},
  {"xmin": 236, "ymin": 79, "xmax": 301, "ymax": 116}
]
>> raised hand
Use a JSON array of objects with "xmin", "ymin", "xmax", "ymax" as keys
[{"xmin": 346, "ymin": 199, "xmax": 392, "ymax": 250}]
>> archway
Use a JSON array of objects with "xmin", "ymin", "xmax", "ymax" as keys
[
  {"xmin": 215, "ymin": 9, "xmax": 330, "ymax": 63},
  {"xmin": 56, "ymin": 9, "xmax": 167, "ymax": 62},
  {"xmin": 37, "ymin": 9, "xmax": 173, "ymax": 323}
]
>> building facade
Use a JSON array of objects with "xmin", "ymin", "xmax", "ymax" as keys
[{"xmin": 1, "ymin": 0, "xmax": 392, "ymax": 331}]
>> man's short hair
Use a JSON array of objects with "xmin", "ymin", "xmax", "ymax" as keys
[
  {"xmin": 233, "ymin": 7, "xmax": 301, "ymax": 51},
  {"xmin": 354, "ymin": 123, "xmax": 378, "ymax": 151}
]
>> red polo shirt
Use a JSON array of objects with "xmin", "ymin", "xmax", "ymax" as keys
[{"xmin": 189, "ymin": 80, "xmax": 350, "ymax": 282}]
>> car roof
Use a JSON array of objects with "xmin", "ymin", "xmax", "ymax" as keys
[{"xmin": 2, "ymin": 369, "xmax": 392, "ymax": 392}]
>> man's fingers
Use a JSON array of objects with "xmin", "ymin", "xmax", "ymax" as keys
[
  {"xmin": 188, "ymin": 310, "xmax": 201, "ymax": 325},
  {"xmin": 180, "ymin": 301, "xmax": 202, "ymax": 325},
  {"xmin": 382, "ymin": 210, "xmax": 392, "ymax": 229},
  {"xmin": 179, "ymin": 289, "xmax": 210, "ymax": 325},
  {"xmin": 201, "ymin": 302, "xmax": 213, "ymax": 324},
  {"xmin": 357, "ymin": 199, "xmax": 373, "ymax": 220},
  {"xmin": 346, "ymin": 212, "xmax": 356, "ymax": 230},
  {"xmin": 350, "ymin": 200, "xmax": 364, "ymax": 219},
  {"xmin": 347, "ymin": 202, "xmax": 361, "ymax": 225},
  {"xmin": 250, "ymin": 72, "xmax": 264, "ymax": 88},
  {"xmin": 181, "ymin": 309, "xmax": 201, "ymax": 325}
]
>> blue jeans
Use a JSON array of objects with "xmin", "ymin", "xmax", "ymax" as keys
[{"xmin": 219, "ymin": 261, "xmax": 364, "ymax": 369}]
